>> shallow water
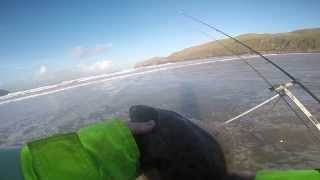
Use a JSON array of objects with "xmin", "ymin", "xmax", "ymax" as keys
[{"xmin": 0, "ymin": 53, "xmax": 320, "ymax": 171}]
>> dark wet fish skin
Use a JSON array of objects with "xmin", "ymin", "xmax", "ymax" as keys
[{"xmin": 130, "ymin": 105, "xmax": 227, "ymax": 180}]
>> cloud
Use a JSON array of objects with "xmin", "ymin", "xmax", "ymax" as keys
[
  {"xmin": 71, "ymin": 46, "xmax": 89, "ymax": 58},
  {"xmin": 34, "ymin": 65, "xmax": 49, "ymax": 81},
  {"xmin": 31, "ymin": 60, "xmax": 114, "ymax": 86},
  {"xmin": 95, "ymin": 43, "xmax": 112, "ymax": 53},
  {"xmin": 71, "ymin": 43, "xmax": 112, "ymax": 59},
  {"xmin": 77, "ymin": 60, "xmax": 113, "ymax": 73},
  {"xmin": 38, "ymin": 65, "xmax": 47, "ymax": 75}
]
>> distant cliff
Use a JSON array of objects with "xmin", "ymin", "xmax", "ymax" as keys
[
  {"xmin": 0, "ymin": 89, "xmax": 10, "ymax": 96},
  {"xmin": 136, "ymin": 28, "xmax": 320, "ymax": 67}
]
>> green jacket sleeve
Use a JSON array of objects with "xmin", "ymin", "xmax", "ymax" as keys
[
  {"xmin": 20, "ymin": 118, "xmax": 140, "ymax": 180},
  {"xmin": 256, "ymin": 169, "xmax": 320, "ymax": 180}
]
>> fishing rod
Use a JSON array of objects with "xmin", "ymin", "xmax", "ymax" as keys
[
  {"xmin": 182, "ymin": 12, "xmax": 320, "ymax": 104},
  {"xmin": 202, "ymin": 33, "xmax": 320, "ymax": 135},
  {"xmin": 198, "ymin": 30, "xmax": 274, "ymax": 88},
  {"xmin": 183, "ymin": 13, "xmax": 320, "ymax": 133}
]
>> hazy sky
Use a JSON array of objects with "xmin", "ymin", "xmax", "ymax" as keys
[{"xmin": 0, "ymin": 0, "xmax": 319, "ymax": 90}]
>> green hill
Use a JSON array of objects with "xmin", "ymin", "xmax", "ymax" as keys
[{"xmin": 136, "ymin": 28, "xmax": 320, "ymax": 67}]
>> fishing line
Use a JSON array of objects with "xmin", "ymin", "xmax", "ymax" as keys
[
  {"xmin": 181, "ymin": 12, "xmax": 320, "ymax": 104},
  {"xmin": 197, "ymin": 30, "xmax": 291, "ymax": 126},
  {"xmin": 198, "ymin": 30, "xmax": 274, "ymax": 88},
  {"xmin": 184, "ymin": 14, "xmax": 319, "ymax": 134}
]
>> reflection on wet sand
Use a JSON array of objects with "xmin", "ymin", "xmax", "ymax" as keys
[{"xmin": 0, "ymin": 53, "xmax": 320, "ymax": 171}]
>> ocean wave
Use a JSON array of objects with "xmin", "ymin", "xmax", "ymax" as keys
[{"xmin": 0, "ymin": 54, "xmax": 286, "ymax": 106}]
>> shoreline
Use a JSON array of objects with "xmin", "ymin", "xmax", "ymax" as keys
[
  {"xmin": 1, "ymin": 52, "xmax": 319, "ymax": 106},
  {"xmin": 135, "ymin": 51, "xmax": 320, "ymax": 68}
]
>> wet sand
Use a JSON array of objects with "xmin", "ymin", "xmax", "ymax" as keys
[{"xmin": 0, "ymin": 53, "xmax": 320, "ymax": 171}]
